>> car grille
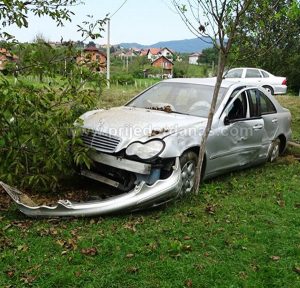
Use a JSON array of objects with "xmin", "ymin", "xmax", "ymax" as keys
[{"xmin": 81, "ymin": 130, "xmax": 121, "ymax": 153}]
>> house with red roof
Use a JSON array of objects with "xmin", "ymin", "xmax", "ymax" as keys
[
  {"xmin": 140, "ymin": 49, "xmax": 149, "ymax": 57},
  {"xmin": 146, "ymin": 47, "xmax": 174, "ymax": 62},
  {"xmin": 147, "ymin": 48, "xmax": 161, "ymax": 60},
  {"xmin": 159, "ymin": 47, "xmax": 174, "ymax": 60},
  {"xmin": 151, "ymin": 55, "xmax": 174, "ymax": 78},
  {"xmin": 0, "ymin": 48, "xmax": 18, "ymax": 71},
  {"xmin": 77, "ymin": 46, "xmax": 107, "ymax": 72}
]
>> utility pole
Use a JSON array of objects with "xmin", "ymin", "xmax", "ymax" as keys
[
  {"xmin": 106, "ymin": 0, "xmax": 129, "ymax": 89},
  {"xmin": 106, "ymin": 18, "xmax": 111, "ymax": 89}
]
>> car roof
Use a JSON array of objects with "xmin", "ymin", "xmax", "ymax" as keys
[
  {"xmin": 162, "ymin": 77, "xmax": 243, "ymax": 89},
  {"xmin": 228, "ymin": 67, "xmax": 267, "ymax": 71}
]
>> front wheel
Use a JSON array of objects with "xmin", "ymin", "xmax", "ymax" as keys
[
  {"xmin": 179, "ymin": 151, "xmax": 198, "ymax": 195},
  {"xmin": 268, "ymin": 138, "xmax": 281, "ymax": 162}
]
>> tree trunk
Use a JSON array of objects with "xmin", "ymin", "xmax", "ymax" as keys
[{"xmin": 194, "ymin": 50, "xmax": 227, "ymax": 194}]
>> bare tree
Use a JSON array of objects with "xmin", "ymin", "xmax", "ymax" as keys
[{"xmin": 171, "ymin": 0, "xmax": 253, "ymax": 193}]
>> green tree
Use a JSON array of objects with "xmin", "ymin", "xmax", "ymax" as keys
[
  {"xmin": 199, "ymin": 47, "xmax": 218, "ymax": 65},
  {"xmin": 19, "ymin": 36, "xmax": 59, "ymax": 82},
  {"xmin": 86, "ymin": 41, "xmax": 96, "ymax": 48},
  {"xmin": 0, "ymin": 1, "xmax": 108, "ymax": 191},
  {"xmin": 0, "ymin": 76, "xmax": 100, "ymax": 191},
  {"xmin": 0, "ymin": 0, "xmax": 79, "ymax": 40},
  {"xmin": 173, "ymin": 61, "xmax": 189, "ymax": 77},
  {"xmin": 229, "ymin": 0, "xmax": 300, "ymax": 92},
  {"xmin": 128, "ymin": 56, "xmax": 149, "ymax": 78}
]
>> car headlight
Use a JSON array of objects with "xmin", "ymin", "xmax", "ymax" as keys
[{"xmin": 126, "ymin": 140, "xmax": 165, "ymax": 160}]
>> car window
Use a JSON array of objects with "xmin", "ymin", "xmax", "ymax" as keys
[
  {"xmin": 259, "ymin": 91, "xmax": 277, "ymax": 114},
  {"xmin": 247, "ymin": 89, "xmax": 260, "ymax": 117},
  {"xmin": 261, "ymin": 70, "xmax": 270, "ymax": 78},
  {"xmin": 227, "ymin": 92, "xmax": 247, "ymax": 120},
  {"xmin": 245, "ymin": 69, "xmax": 262, "ymax": 78},
  {"xmin": 225, "ymin": 69, "xmax": 243, "ymax": 78}
]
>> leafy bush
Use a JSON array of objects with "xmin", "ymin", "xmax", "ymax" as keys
[
  {"xmin": 111, "ymin": 72, "xmax": 135, "ymax": 85},
  {"xmin": 131, "ymin": 69, "xmax": 144, "ymax": 79},
  {"xmin": 0, "ymin": 76, "xmax": 100, "ymax": 192},
  {"xmin": 173, "ymin": 62, "xmax": 189, "ymax": 78}
]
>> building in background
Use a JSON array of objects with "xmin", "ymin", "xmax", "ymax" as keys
[
  {"xmin": 151, "ymin": 56, "xmax": 174, "ymax": 78},
  {"xmin": 189, "ymin": 52, "xmax": 202, "ymax": 65},
  {"xmin": 0, "ymin": 48, "xmax": 18, "ymax": 72},
  {"xmin": 77, "ymin": 46, "xmax": 107, "ymax": 72}
]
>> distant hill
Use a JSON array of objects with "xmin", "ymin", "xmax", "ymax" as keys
[{"xmin": 118, "ymin": 37, "xmax": 213, "ymax": 53}]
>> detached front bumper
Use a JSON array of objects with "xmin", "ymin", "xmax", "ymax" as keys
[{"xmin": 0, "ymin": 158, "xmax": 182, "ymax": 217}]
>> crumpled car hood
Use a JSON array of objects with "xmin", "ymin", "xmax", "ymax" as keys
[{"xmin": 81, "ymin": 106, "xmax": 207, "ymax": 150}]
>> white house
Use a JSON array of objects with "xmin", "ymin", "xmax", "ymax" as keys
[
  {"xmin": 147, "ymin": 48, "xmax": 161, "ymax": 61},
  {"xmin": 147, "ymin": 47, "xmax": 174, "ymax": 61},
  {"xmin": 159, "ymin": 47, "xmax": 174, "ymax": 60},
  {"xmin": 189, "ymin": 52, "xmax": 202, "ymax": 65}
]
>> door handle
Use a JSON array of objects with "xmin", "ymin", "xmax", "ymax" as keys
[
  {"xmin": 253, "ymin": 124, "xmax": 263, "ymax": 130},
  {"xmin": 272, "ymin": 118, "xmax": 278, "ymax": 123}
]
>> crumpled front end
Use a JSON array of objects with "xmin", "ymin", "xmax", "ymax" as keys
[{"xmin": 0, "ymin": 158, "xmax": 182, "ymax": 217}]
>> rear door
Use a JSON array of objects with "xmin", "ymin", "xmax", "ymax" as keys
[
  {"xmin": 253, "ymin": 89, "xmax": 279, "ymax": 152},
  {"xmin": 243, "ymin": 68, "xmax": 263, "ymax": 84}
]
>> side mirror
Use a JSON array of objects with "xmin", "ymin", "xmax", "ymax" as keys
[{"xmin": 224, "ymin": 116, "xmax": 231, "ymax": 126}]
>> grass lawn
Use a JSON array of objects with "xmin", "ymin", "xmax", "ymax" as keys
[{"xmin": 0, "ymin": 88, "xmax": 300, "ymax": 287}]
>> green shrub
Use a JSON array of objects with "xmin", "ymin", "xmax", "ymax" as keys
[
  {"xmin": 111, "ymin": 72, "xmax": 135, "ymax": 85},
  {"xmin": 0, "ymin": 77, "xmax": 99, "ymax": 192}
]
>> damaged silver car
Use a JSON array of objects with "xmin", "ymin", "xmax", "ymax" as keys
[{"xmin": 2, "ymin": 78, "xmax": 292, "ymax": 217}]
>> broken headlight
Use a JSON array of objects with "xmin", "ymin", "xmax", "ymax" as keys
[{"xmin": 126, "ymin": 140, "xmax": 165, "ymax": 160}]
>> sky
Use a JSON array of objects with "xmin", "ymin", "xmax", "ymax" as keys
[{"xmin": 6, "ymin": 0, "xmax": 196, "ymax": 45}]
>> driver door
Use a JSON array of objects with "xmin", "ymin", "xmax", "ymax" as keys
[{"xmin": 207, "ymin": 88, "xmax": 264, "ymax": 174}]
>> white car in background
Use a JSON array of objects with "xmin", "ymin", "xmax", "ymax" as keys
[{"xmin": 224, "ymin": 68, "xmax": 287, "ymax": 95}]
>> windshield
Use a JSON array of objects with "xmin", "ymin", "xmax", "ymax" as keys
[{"xmin": 127, "ymin": 82, "xmax": 227, "ymax": 118}]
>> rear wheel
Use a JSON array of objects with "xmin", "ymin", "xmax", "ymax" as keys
[
  {"xmin": 268, "ymin": 138, "xmax": 281, "ymax": 162},
  {"xmin": 179, "ymin": 151, "xmax": 198, "ymax": 195},
  {"xmin": 263, "ymin": 85, "xmax": 274, "ymax": 95}
]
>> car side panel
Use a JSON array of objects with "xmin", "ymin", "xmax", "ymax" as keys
[{"xmin": 261, "ymin": 113, "xmax": 279, "ymax": 144}]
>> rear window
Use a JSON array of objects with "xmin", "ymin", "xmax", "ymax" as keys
[
  {"xmin": 259, "ymin": 91, "xmax": 276, "ymax": 114},
  {"xmin": 261, "ymin": 70, "xmax": 270, "ymax": 78}
]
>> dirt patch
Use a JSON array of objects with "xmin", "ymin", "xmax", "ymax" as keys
[
  {"xmin": 277, "ymin": 154, "xmax": 300, "ymax": 164},
  {"xmin": 24, "ymin": 189, "xmax": 93, "ymax": 206},
  {"xmin": 0, "ymin": 187, "xmax": 12, "ymax": 211},
  {"xmin": 1, "ymin": 178, "xmax": 121, "ymax": 210}
]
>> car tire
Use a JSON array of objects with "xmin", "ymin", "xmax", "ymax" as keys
[
  {"xmin": 268, "ymin": 138, "xmax": 281, "ymax": 162},
  {"xmin": 263, "ymin": 85, "xmax": 274, "ymax": 95},
  {"xmin": 179, "ymin": 150, "xmax": 198, "ymax": 195}
]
